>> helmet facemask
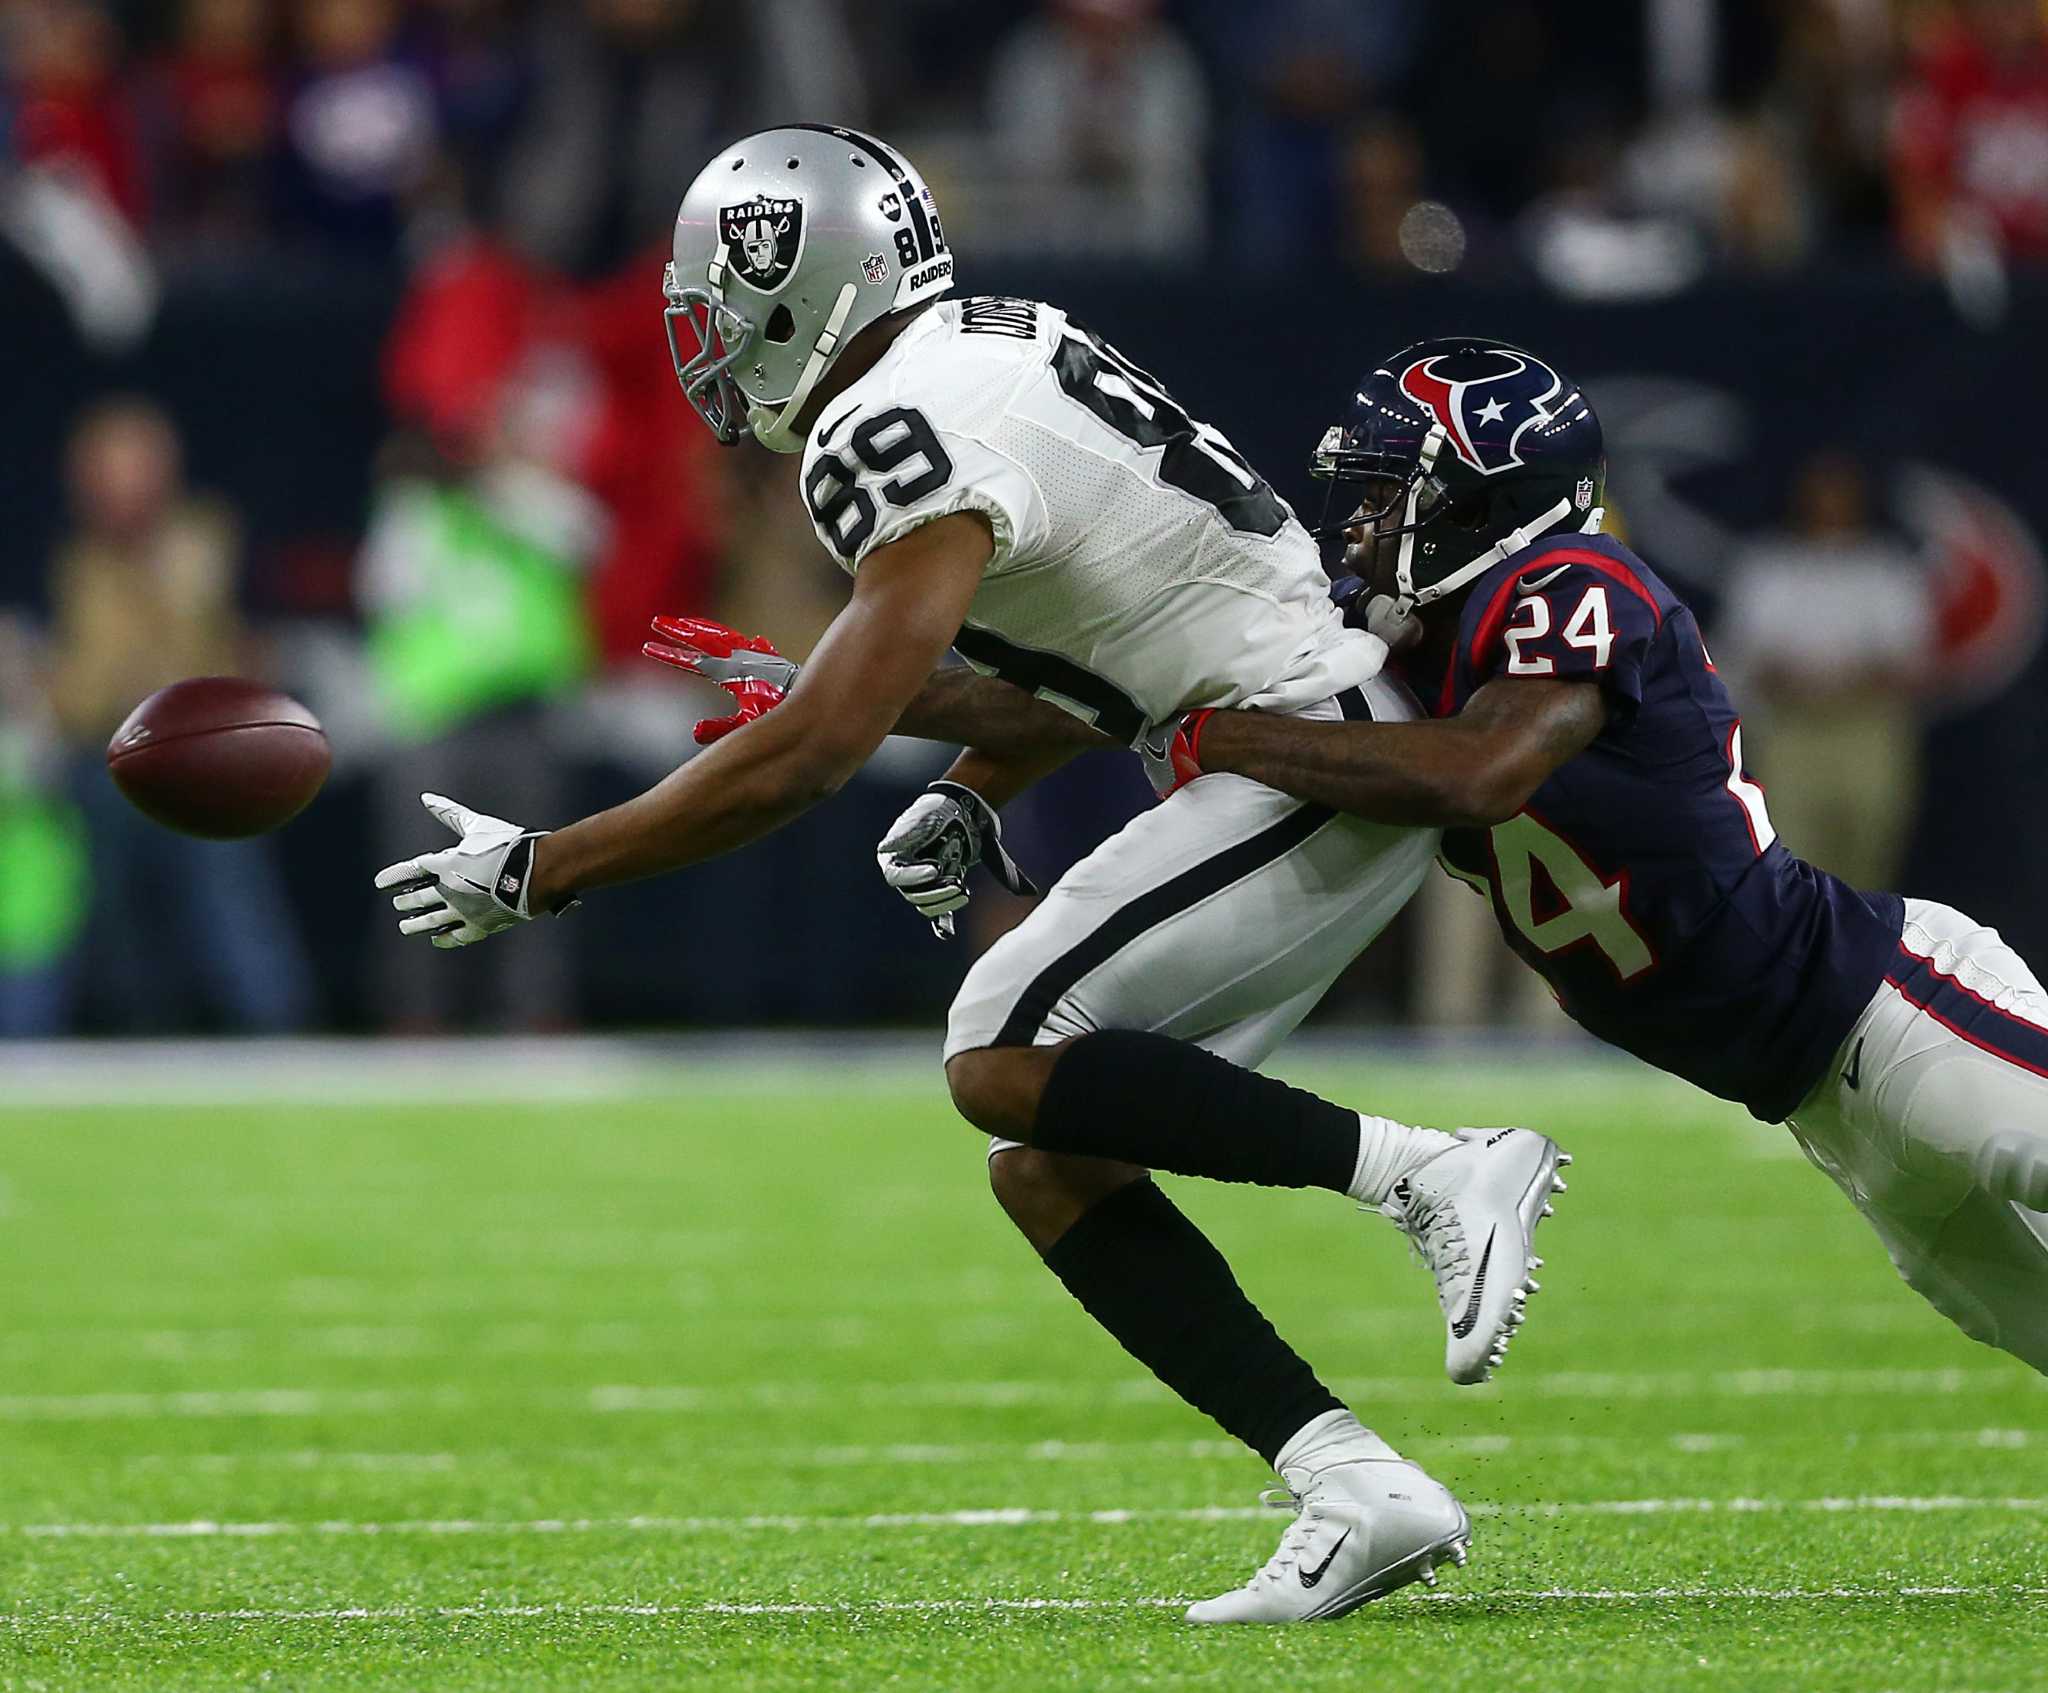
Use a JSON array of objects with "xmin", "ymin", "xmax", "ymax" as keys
[{"xmin": 664, "ymin": 263, "xmax": 756, "ymax": 446}]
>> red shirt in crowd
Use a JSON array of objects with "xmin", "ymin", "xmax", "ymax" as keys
[
  {"xmin": 1896, "ymin": 19, "xmax": 2048, "ymax": 260},
  {"xmin": 12, "ymin": 73, "xmax": 147, "ymax": 229}
]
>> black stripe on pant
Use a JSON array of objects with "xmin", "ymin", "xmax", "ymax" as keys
[{"xmin": 987, "ymin": 686, "xmax": 1372, "ymax": 1048}]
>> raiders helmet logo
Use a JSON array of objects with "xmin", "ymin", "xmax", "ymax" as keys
[
  {"xmin": 1397, "ymin": 349, "xmax": 1565, "ymax": 476},
  {"xmin": 719, "ymin": 197, "xmax": 805, "ymax": 293}
]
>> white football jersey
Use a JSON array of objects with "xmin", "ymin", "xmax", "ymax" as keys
[{"xmin": 799, "ymin": 296, "xmax": 1385, "ymax": 745}]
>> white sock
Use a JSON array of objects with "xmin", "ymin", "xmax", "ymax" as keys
[
  {"xmin": 1347, "ymin": 1115, "xmax": 1457, "ymax": 1205},
  {"xmin": 1275, "ymin": 1408, "xmax": 1401, "ymax": 1474}
]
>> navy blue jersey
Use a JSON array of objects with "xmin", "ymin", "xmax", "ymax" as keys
[{"xmin": 1404, "ymin": 533, "xmax": 1904, "ymax": 1122}]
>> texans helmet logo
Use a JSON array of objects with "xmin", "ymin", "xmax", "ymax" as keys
[
  {"xmin": 719, "ymin": 196, "xmax": 805, "ymax": 293},
  {"xmin": 1398, "ymin": 350, "xmax": 1564, "ymax": 476}
]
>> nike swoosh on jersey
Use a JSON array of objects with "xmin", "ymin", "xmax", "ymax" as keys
[
  {"xmin": 815, "ymin": 406, "xmax": 857, "ymax": 450},
  {"xmin": 1448, "ymin": 1227, "xmax": 1496, "ymax": 1340},
  {"xmin": 1515, "ymin": 564, "xmax": 1574, "ymax": 594},
  {"xmin": 1297, "ymin": 1527, "xmax": 1352, "ymax": 1589}
]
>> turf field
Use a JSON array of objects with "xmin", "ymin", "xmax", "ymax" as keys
[{"xmin": 0, "ymin": 1039, "xmax": 2043, "ymax": 1692}]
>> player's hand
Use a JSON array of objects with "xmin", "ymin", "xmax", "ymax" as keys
[
  {"xmin": 642, "ymin": 615, "xmax": 801, "ymax": 745},
  {"xmin": 1331, "ymin": 575, "xmax": 1424, "ymax": 655},
  {"xmin": 876, "ymin": 781, "xmax": 1038, "ymax": 940},
  {"xmin": 373, "ymin": 793, "xmax": 573, "ymax": 949},
  {"xmin": 1144, "ymin": 709, "xmax": 1217, "ymax": 800}
]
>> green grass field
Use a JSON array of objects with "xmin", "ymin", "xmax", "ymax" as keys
[{"xmin": 0, "ymin": 1043, "xmax": 2043, "ymax": 1691}]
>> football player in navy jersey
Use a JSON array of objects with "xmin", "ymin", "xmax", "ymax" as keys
[{"xmin": 1166, "ymin": 337, "xmax": 2048, "ymax": 1375}]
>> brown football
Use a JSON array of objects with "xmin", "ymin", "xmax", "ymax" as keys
[{"xmin": 106, "ymin": 677, "xmax": 331, "ymax": 839}]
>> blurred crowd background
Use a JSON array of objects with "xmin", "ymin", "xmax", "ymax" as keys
[{"xmin": 2, "ymin": 0, "xmax": 2047, "ymax": 1036}]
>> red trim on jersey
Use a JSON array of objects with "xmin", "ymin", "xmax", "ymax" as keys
[
  {"xmin": 1885, "ymin": 942, "xmax": 2048, "ymax": 1081},
  {"xmin": 1464, "ymin": 547, "xmax": 1664, "ymax": 694}
]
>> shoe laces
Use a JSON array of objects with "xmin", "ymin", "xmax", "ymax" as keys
[
  {"xmin": 1380, "ymin": 1176, "xmax": 1471, "ymax": 1307},
  {"xmin": 1243, "ymin": 1486, "xmax": 1321, "ymax": 1588}
]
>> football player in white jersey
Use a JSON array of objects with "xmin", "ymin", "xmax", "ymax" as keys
[{"xmin": 374, "ymin": 126, "xmax": 1571, "ymax": 1623}]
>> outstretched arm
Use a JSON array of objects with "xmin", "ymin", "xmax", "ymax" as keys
[
  {"xmin": 1190, "ymin": 677, "xmax": 1609, "ymax": 829},
  {"xmin": 527, "ymin": 513, "xmax": 993, "ymax": 908},
  {"xmin": 645, "ymin": 616, "xmax": 1113, "ymax": 760}
]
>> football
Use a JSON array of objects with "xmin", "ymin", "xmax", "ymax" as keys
[{"xmin": 106, "ymin": 676, "xmax": 331, "ymax": 839}]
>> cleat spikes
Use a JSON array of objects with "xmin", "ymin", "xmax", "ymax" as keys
[
  {"xmin": 1451, "ymin": 1542, "xmax": 1469, "ymax": 1566},
  {"xmin": 1558, "ymin": 1153, "xmax": 1573, "ymax": 1167},
  {"xmin": 1551, "ymin": 1176, "xmax": 1568, "ymax": 1193},
  {"xmin": 1540, "ymin": 1202, "xmax": 1554, "ymax": 1217},
  {"xmin": 1420, "ymin": 1564, "xmax": 1437, "ymax": 1588},
  {"xmin": 1525, "ymin": 1277, "xmax": 1541, "ymax": 1293},
  {"xmin": 1531, "ymin": 1255, "xmax": 1545, "ymax": 1269}
]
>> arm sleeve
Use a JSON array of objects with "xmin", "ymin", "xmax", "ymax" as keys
[
  {"xmin": 803, "ymin": 402, "xmax": 1048, "ymax": 575},
  {"xmin": 1472, "ymin": 560, "xmax": 1662, "ymax": 714}
]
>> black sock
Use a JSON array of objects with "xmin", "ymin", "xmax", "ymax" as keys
[
  {"xmin": 1039, "ymin": 1178, "xmax": 1344, "ymax": 1465},
  {"xmin": 1032, "ymin": 1030, "xmax": 1359, "ymax": 1192}
]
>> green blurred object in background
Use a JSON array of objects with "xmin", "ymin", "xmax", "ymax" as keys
[
  {"xmin": 365, "ymin": 482, "xmax": 597, "ymax": 745},
  {"xmin": 0, "ymin": 731, "xmax": 88, "ymax": 972}
]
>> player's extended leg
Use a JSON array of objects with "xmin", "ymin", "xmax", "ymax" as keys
[
  {"xmin": 945, "ymin": 770, "xmax": 1568, "ymax": 1387},
  {"xmin": 941, "ymin": 773, "xmax": 1558, "ymax": 1620},
  {"xmin": 1859, "ymin": 1191, "xmax": 2048, "ymax": 1374},
  {"xmin": 985, "ymin": 1141, "xmax": 1475, "ymax": 1622},
  {"xmin": 1789, "ymin": 899, "xmax": 2048, "ymax": 1375}
]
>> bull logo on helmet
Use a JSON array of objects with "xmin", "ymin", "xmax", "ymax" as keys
[
  {"xmin": 1397, "ymin": 349, "xmax": 1565, "ymax": 476},
  {"xmin": 718, "ymin": 196, "xmax": 805, "ymax": 293}
]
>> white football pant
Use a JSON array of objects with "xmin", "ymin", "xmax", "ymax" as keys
[{"xmin": 1788, "ymin": 898, "xmax": 2048, "ymax": 1373}]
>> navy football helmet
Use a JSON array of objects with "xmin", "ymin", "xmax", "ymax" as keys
[{"xmin": 1312, "ymin": 337, "xmax": 1607, "ymax": 615}]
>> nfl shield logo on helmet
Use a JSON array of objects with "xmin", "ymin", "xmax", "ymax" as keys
[
  {"xmin": 861, "ymin": 252, "xmax": 890, "ymax": 285},
  {"xmin": 1575, "ymin": 476, "xmax": 1595, "ymax": 510},
  {"xmin": 719, "ymin": 196, "xmax": 805, "ymax": 293},
  {"xmin": 1396, "ymin": 348, "xmax": 1565, "ymax": 476}
]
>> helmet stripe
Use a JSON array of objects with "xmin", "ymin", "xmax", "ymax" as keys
[
  {"xmin": 785, "ymin": 123, "xmax": 938, "ymax": 261},
  {"xmin": 786, "ymin": 123, "xmax": 910, "ymax": 183}
]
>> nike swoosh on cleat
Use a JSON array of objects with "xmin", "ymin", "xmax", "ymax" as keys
[
  {"xmin": 1298, "ymin": 1527, "xmax": 1352, "ymax": 1589},
  {"xmin": 1449, "ymin": 1228, "xmax": 1496, "ymax": 1340}
]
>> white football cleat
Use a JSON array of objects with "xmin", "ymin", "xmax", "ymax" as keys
[
  {"xmin": 1380, "ymin": 1127, "xmax": 1570, "ymax": 1385},
  {"xmin": 1185, "ymin": 1414, "xmax": 1470, "ymax": 1625}
]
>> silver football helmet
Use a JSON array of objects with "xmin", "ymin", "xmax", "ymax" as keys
[{"xmin": 664, "ymin": 125, "xmax": 956, "ymax": 454}]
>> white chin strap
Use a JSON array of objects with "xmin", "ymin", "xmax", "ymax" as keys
[
  {"xmin": 1390, "ymin": 424, "xmax": 1607, "ymax": 615},
  {"xmin": 749, "ymin": 283, "xmax": 860, "ymax": 455}
]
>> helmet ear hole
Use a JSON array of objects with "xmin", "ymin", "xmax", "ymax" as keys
[{"xmin": 764, "ymin": 306, "xmax": 796, "ymax": 344}]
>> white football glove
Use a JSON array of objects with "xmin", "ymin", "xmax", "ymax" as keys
[
  {"xmin": 876, "ymin": 781, "xmax": 1038, "ymax": 940},
  {"xmin": 373, "ymin": 792, "xmax": 573, "ymax": 949}
]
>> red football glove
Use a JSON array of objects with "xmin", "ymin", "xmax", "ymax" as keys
[
  {"xmin": 642, "ymin": 615, "xmax": 801, "ymax": 745},
  {"xmin": 1154, "ymin": 708, "xmax": 1216, "ymax": 799}
]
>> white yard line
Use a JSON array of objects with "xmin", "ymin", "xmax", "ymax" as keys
[
  {"xmin": 0, "ymin": 1298, "xmax": 1939, "ymax": 1363},
  {"xmin": 5, "ymin": 1365, "xmax": 2028, "ymax": 1424},
  {"xmin": 100, "ymin": 1425, "xmax": 2042, "ymax": 1473},
  {"xmin": 5, "ymin": 1587, "xmax": 2045, "ymax": 1628},
  {"xmin": 0, "ymin": 1031, "xmax": 1643, "ymax": 1107},
  {"xmin": 9, "ymin": 1497, "xmax": 2046, "ymax": 1542}
]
